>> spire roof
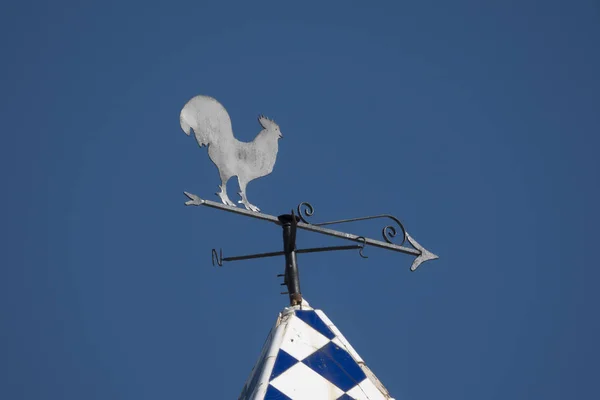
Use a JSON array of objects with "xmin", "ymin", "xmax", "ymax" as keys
[{"xmin": 239, "ymin": 299, "xmax": 395, "ymax": 400}]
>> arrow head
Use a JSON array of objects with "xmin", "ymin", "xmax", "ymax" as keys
[{"xmin": 406, "ymin": 233, "xmax": 439, "ymax": 271}]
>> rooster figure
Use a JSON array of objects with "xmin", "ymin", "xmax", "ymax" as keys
[{"xmin": 180, "ymin": 95, "xmax": 282, "ymax": 212}]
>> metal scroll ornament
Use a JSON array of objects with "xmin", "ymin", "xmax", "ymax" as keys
[
  {"xmin": 296, "ymin": 202, "xmax": 436, "ymax": 271},
  {"xmin": 297, "ymin": 202, "xmax": 406, "ymax": 246}
]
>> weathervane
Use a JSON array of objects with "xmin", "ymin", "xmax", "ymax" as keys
[{"xmin": 180, "ymin": 95, "xmax": 438, "ymax": 306}]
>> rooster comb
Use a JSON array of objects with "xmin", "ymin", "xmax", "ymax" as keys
[{"xmin": 258, "ymin": 115, "xmax": 278, "ymax": 130}]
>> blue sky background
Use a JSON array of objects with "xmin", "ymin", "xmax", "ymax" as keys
[{"xmin": 1, "ymin": 1, "xmax": 599, "ymax": 399}]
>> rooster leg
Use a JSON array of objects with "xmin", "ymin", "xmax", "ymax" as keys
[
  {"xmin": 216, "ymin": 176, "xmax": 236, "ymax": 207},
  {"xmin": 237, "ymin": 178, "xmax": 260, "ymax": 212}
]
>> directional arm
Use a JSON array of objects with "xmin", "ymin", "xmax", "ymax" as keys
[{"xmin": 184, "ymin": 192, "xmax": 438, "ymax": 270}]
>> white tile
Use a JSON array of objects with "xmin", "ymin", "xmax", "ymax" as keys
[
  {"xmin": 279, "ymin": 314, "xmax": 331, "ymax": 361},
  {"xmin": 346, "ymin": 378, "xmax": 389, "ymax": 400},
  {"xmin": 270, "ymin": 362, "xmax": 345, "ymax": 400}
]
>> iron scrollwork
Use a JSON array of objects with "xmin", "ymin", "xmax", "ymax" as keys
[
  {"xmin": 357, "ymin": 236, "xmax": 368, "ymax": 259},
  {"xmin": 297, "ymin": 202, "xmax": 314, "ymax": 224},
  {"xmin": 297, "ymin": 202, "xmax": 407, "ymax": 247}
]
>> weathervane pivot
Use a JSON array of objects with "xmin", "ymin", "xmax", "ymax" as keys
[{"xmin": 180, "ymin": 95, "xmax": 282, "ymax": 212}]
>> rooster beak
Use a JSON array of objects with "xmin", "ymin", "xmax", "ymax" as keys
[{"xmin": 279, "ymin": 132, "xmax": 283, "ymax": 139}]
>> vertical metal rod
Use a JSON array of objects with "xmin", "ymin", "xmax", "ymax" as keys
[{"xmin": 278, "ymin": 214, "xmax": 302, "ymax": 306}]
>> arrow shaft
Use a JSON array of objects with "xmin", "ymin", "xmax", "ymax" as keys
[{"xmin": 193, "ymin": 197, "xmax": 281, "ymax": 224}]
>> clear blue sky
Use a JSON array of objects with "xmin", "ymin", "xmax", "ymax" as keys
[{"xmin": 1, "ymin": 1, "xmax": 599, "ymax": 399}]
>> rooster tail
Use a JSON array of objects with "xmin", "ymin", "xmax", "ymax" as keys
[
  {"xmin": 180, "ymin": 115, "xmax": 192, "ymax": 136},
  {"xmin": 179, "ymin": 95, "xmax": 234, "ymax": 147}
]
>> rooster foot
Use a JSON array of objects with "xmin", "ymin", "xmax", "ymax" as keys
[
  {"xmin": 216, "ymin": 191, "xmax": 236, "ymax": 207},
  {"xmin": 238, "ymin": 197, "xmax": 260, "ymax": 212}
]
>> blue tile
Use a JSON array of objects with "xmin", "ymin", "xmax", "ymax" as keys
[
  {"xmin": 270, "ymin": 350, "xmax": 298, "ymax": 381},
  {"xmin": 264, "ymin": 384, "xmax": 292, "ymax": 400},
  {"xmin": 294, "ymin": 310, "xmax": 335, "ymax": 340},
  {"xmin": 302, "ymin": 342, "xmax": 366, "ymax": 392},
  {"xmin": 337, "ymin": 394, "xmax": 355, "ymax": 400}
]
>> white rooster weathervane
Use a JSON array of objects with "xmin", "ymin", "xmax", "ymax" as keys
[
  {"xmin": 180, "ymin": 95, "xmax": 281, "ymax": 212},
  {"xmin": 179, "ymin": 95, "xmax": 440, "ymax": 400},
  {"xmin": 180, "ymin": 94, "xmax": 438, "ymax": 306}
]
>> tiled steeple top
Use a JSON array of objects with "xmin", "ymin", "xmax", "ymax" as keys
[{"xmin": 239, "ymin": 300, "xmax": 394, "ymax": 400}]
